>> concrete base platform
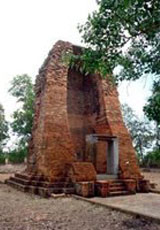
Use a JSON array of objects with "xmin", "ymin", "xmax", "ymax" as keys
[
  {"xmin": 97, "ymin": 174, "xmax": 118, "ymax": 180},
  {"xmin": 73, "ymin": 193, "xmax": 160, "ymax": 223}
]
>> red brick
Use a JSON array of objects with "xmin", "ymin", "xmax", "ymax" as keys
[
  {"xmin": 95, "ymin": 181, "xmax": 109, "ymax": 197},
  {"xmin": 75, "ymin": 182, "xmax": 95, "ymax": 197},
  {"xmin": 27, "ymin": 41, "xmax": 142, "ymax": 184}
]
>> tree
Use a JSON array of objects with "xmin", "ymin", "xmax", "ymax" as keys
[
  {"xmin": 73, "ymin": 0, "xmax": 160, "ymax": 82},
  {"xmin": 143, "ymin": 79, "xmax": 160, "ymax": 148},
  {"xmin": 121, "ymin": 104, "xmax": 155, "ymax": 159},
  {"xmin": 143, "ymin": 149, "xmax": 160, "ymax": 168},
  {"xmin": 9, "ymin": 74, "xmax": 35, "ymax": 147},
  {"xmin": 0, "ymin": 103, "xmax": 8, "ymax": 152}
]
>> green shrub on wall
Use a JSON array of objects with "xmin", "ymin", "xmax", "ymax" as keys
[{"xmin": 8, "ymin": 148, "xmax": 27, "ymax": 164}]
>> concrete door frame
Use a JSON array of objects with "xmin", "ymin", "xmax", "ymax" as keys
[{"xmin": 86, "ymin": 134, "xmax": 119, "ymax": 176}]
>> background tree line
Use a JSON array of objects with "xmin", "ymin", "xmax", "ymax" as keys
[{"xmin": 0, "ymin": 74, "xmax": 34, "ymax": 164}]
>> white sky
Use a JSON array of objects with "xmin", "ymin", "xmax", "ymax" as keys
[{"xmin": 0, "ymin": 0, "xmax": 152, "ymax": 122}]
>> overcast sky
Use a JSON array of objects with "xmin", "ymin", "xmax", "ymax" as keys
[{"xmin": 0, "ymin": 0, "xmax": 152, "ymax": 121}]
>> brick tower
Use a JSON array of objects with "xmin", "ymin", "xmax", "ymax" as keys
[{"xmin": 7, "ymin": 41, "xmax": 149, "ymax": 197}]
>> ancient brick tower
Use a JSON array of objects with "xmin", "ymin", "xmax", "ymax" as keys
[
  {"xmin": 7, "ymin": 41, "xmax": 148, "ymax": 197},
  {"xmin": 27, "ymin": 40, "xmax": 141, "ymax": 181}
]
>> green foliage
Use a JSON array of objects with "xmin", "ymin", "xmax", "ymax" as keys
[
  {"xmin": 0, "ymin": 103, "xmax": 9, "ymax": 152},
  {"xmin": 144, "ymin": 80, "xmax": 160, "ymax": 148},
  {"xmin": 9, "ymin": 74, "xmax": 35, "ymax": 146},
  {"xmin": 8, "ymin": 147, "xmax": 27, "ymax": 164},
  {"xmin": 143, "ymin": 149, "xmax": 160, "ymax": 167},
  {"xmin": 144, "ymin": 80, "xmax": 160, "ymax": 125},
  {"xmin": 75, "ymin": 0, "xmax": 160, "ymax": 81},
  {"xmin": 0, "ymin": 153, "xmax": 6, "ymax": 164},
  {"xmin": 121, "ymin": 103, "xmax": 155, "ymax": 159}
]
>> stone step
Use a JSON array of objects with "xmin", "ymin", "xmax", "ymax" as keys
[
  {"xmin": 7, "ymin": 180, "xmax": 47, "ymax": 197},
  {"xmin": 6, "ymin": 179, "xmax": 28, "ymax": 192},
  {"xmin": 15, "ymin": 173, "xmax": 71, "ymax": 183},
  {"xmin": 108, "ymin": 180, "xmax": 128, "ymax": 195},
  {"xmin": 48, "ymin": 187, "xmax": 75, "ymax": 195},
  {"xmin": 6, "ymin": 178, "xmax": 75, "ymax": 197},
  {"xmin": 109, "ymin": 185, "xmax": 126, "ymax": 192},
  {"xmin": 7, "ymin": 179, "xmax": 64, "ymax": 197},
  {"xmin": 95, "ymin": 179, "xmax": 131, "ymax": 197},
  {"xmin": 108, "ymin": 179, "xmax": 126, "ymax": 183},
  {"xmin": 62, "ymin": 187, "xmax": 75, "ymax": 194},
  {"xmin": 108, "ymin": 190, "xmax": 129, "ymax": 196},
  {"xmin": 30, "ymin": 180, "xmax": 73, "ymax": 188},
  {"xmin": 11, "ymin": 174, "xmax": 73, "ymax": 188},
  {"xmin": 109, "ymin": 182, "xmax": 124, "ymax": 187},
  {"xmin": 10, "ymin": 176, "xmax": 31, "ymax": 186},
  {"xmin": 15, "ymin": 173, "xmax": 43, "ymax": 181}
]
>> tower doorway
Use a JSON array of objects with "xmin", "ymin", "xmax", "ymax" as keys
[{"xmin": 85, "ymin": 134, "xmax": 119, "ymax": 177}]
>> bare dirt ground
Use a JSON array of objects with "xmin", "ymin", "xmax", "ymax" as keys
[
  {"xmin": 0, "ymin": 165, "xmax": 160, "ymax": 229},
  {"xmin": 0, "ymin": 165, "xmax": 160, "ymax": 230},
  {"xmin": 141, "ymin": 168, "xmax": 160, "ymax": 191},
  {"xmin": 0, "ymin": 184, "xmax": 160, "ymax": 230},
  {"xmin": 0, "ymin": 164, "xmax": 25, "ymax": 183},
  {"xmin": 0, "ymin": 163, "xmax": 25, "ymax": 174}
]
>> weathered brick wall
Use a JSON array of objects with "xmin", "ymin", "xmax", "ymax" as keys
[
  {"xmin": 99, "ymin": 79, "xmax": 142, "ymax": 179},
  {"xmin": 27, "ymin": 41, "xmax": 76, "ymax": 181},
  {"xmin": 27, "ymin": 40, "xmax": 141, "ymax": 182}
]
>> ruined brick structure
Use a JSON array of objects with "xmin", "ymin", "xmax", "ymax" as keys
[
  {"xmin": 7, "ymin": 41, "xmax": 149, "ymax": 197},
  {"xmin": 27, "ymin": 40, "xmax": 141, "ymax": 181}
]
